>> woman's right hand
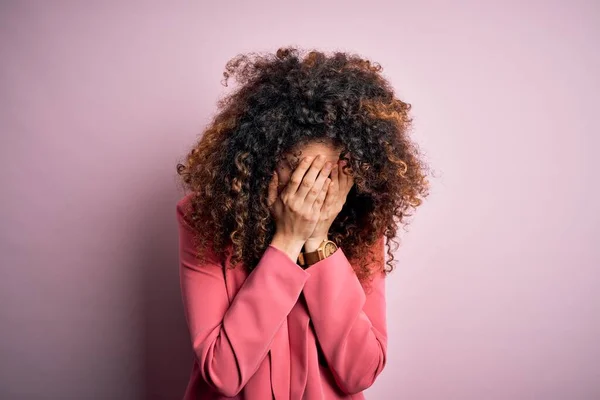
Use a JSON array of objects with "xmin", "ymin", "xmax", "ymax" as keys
[{"xmin": 267, "ymin": 155, "xmax": 333, "ymax": 242}]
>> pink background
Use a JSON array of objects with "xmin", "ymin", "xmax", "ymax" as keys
[{"xmin": 1, "ymin": 1, "xmax": 598, "ymax": 399}]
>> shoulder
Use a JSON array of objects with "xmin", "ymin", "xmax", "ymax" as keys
[
  {"xmin": 176, "ymin": 192, "xmax": 194, "ymax": 213},
  {"xmin": 176, "ymin": 193, "xmax": 226, "ymax": 266},
  {"xmin": 176, "ymin": 193, "xmax": 196, "ymax": 226}
]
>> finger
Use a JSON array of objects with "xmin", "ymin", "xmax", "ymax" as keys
[
  {"xmin": 267, "ymin": 171, "xmax": 278, "ymax": 207},
  {"xmin": 295, "ymin": 156, "xmax": 330, "ymax": 201},
  {"xmin": 332, "ymin": 162, "xmax": 340, "ymax": 187},
  {"xmin": 339, "ymin": 159, "xmax": 352, "ymax": 191},
  {"xmin": 322, "ymin": 175, "xmax": 338, "ymax": 210},
  {"xmin": 312, "ymin": 178, "xmax": 331, "ymax": 213},
  {"xmin": 338, "ymin": 160, "xmax": 347, "ymax": 186},
  {"xmin": 325, "ymin": 163, "xmax": 338, "ymax": 198},
  {"xmin": 303, "ymin": 160, "xmax": 333, "ymax": 206},
  {"xmin": 283, "ymin": 156, "xmax": 314, "ymax": 197}
]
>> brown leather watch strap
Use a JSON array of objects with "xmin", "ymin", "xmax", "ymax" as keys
[{"xmin": 303, "ymin": 249, "xmax": 322, "ymax": 265}]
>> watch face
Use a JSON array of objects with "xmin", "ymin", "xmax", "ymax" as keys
[{"xmin": 324, "ymin": 242, "xmax": 337, "ymax": 256}]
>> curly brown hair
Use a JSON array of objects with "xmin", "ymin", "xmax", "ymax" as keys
[{"xmin": 176, "ymin": 46, "xmax": 430, "ymax": 285}]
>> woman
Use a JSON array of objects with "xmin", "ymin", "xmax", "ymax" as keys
[{"xmin": 176, "ymin": 46, "xmax": 429, "ymax": 399}]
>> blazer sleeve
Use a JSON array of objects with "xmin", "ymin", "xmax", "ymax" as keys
[
  {"xmin": 302, "ymin": 235, "xmax": 387, "ymax": 395},
  {"xmin": 177, "ymin": 201, "xmax": 310, "ymax": 397}
]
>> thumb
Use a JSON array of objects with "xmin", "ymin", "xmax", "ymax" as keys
[{"xmin": 267, "ymin": 171, "xmax": 278, "ymax": 207}]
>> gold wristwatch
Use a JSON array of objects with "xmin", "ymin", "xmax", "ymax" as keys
[{"xmin": 297, "ymin": 239, "xmax": 338, "ymax": 267}]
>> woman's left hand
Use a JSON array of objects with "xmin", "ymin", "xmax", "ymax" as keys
[{"xmin": 306, "ymin": 159, "xmax": 354, "ymax": 245}]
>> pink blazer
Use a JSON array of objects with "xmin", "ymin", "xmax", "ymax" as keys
[{"xmin": 177, "ymin": 194, "xmax": 388, "ymax": 399}]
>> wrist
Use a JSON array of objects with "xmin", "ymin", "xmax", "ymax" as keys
[
  {"xmin": 271, "ymin": 233, "xmax": 305, "ymax": 263},
  {"xmin": 304, "ymin": 236, "xmax": 328, "ymax": 252}
]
